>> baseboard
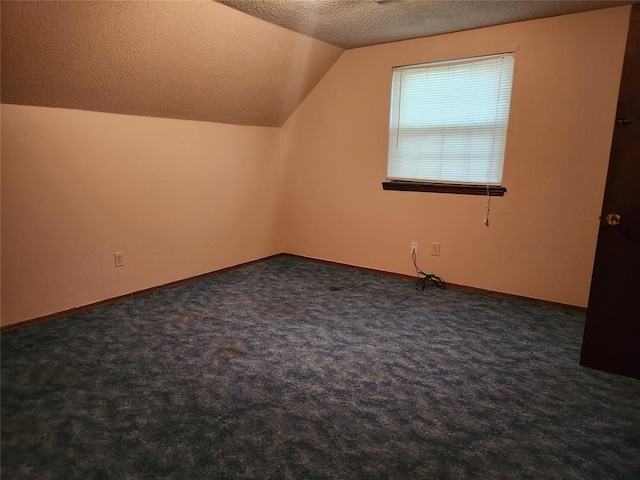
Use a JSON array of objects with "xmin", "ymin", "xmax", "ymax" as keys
[
  {"xmin": 0, "ymin": 254, "xmax": 283, "ymax": 333},
  {"xmin": 2, "ymin": 251, "xmax": 586, "ymax": 332},
  {"xmin": 282, "ymin": 253, "xmax": 587, "ymax": 313}
]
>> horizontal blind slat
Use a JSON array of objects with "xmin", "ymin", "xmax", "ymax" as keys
[{"xmin": 387, "ymin": 54, "xmax": 514, "ymax": 185}]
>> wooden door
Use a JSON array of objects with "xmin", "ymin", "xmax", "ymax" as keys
[{"xmin": 580, "ymin": 5, "xmax": 640, "ymax": 379}]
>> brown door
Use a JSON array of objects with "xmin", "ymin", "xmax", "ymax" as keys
[{"xmin": 580, "ymin": 5, "xmax": 640, "ymax": 379}]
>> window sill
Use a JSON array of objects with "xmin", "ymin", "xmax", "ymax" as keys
[{"xmin": 382, "ymin": 181, "xmax": 506, "ymax": 196}]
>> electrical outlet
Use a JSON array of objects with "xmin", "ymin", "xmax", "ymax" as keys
[
  {"xmin": 411, "ymin": 242, "xmax": 418, "ymax": 255},
  {"xmin": 114, "ymin": 252, "xmax": 125, "ymax": 267},
  {"xmin": 431, "ymin": 243, "xmax": 441, "ymax": 256}
]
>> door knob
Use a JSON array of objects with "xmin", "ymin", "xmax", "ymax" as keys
[{"xmin": 606, "ymin": 213, "xmax": 621, "ymax": 226}]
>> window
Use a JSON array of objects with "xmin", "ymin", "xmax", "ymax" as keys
[{"xmin": 383, "ymin": 53, "xmax": 515, "ymax": 196}]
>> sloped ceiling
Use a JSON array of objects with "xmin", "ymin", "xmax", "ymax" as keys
[
  {"xmin": 0, "ymin": 1, "xmax": 343, "ymax": 127},
  {"xmin": 2, "ymin": 1, "xmax": 634, "ymax": 127},
  {"xmin": 215, "ymin": 0, "xmax": 635, "ymax": 49}
]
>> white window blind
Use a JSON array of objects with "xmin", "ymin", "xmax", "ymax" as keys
[{"xmin": 387, "ymin": 53, "xmax": 515, "ymax": 185}]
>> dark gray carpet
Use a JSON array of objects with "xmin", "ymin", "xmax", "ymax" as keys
[{"xmin": 2, "ymin": 255, "xmax": 639, "ymax": 479}]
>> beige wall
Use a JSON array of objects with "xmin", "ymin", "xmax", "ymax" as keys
[
  {"xmin": 281, "ymin": 7, "xmax": 630, "ymax": 307},
  {"xmin": 1, "ymin": 7, "xmax": 631, "ymax": 326},
  {"xmin": 1, "ymin": 105, "xmax": 282, "ymax": 326}
]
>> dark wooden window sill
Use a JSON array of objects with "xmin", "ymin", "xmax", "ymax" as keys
[{"xmin": 382, "ymin": 181, "xmax": 506, "ymax": 196}]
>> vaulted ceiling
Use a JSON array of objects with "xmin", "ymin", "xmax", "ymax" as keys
[
  {"xmin": 1, "ymin": 1, "xmax": 343, "ymax": 127},
  {"xmin": 1, "ymin": 1, "xmax": 633, "ymax": 127}
]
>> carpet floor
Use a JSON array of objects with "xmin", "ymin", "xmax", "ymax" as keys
[{"xmin": 2, "ymin": 255, "xmax": 639, "ymax": 479}]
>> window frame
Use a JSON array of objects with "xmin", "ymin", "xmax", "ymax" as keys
[
  {"xmin": 382, "ymin": 53, "xmax": 514, "ymax": 196},
  {"xmin": 382, "ymin": 180, "xmax": 506, "ymax": 196}
]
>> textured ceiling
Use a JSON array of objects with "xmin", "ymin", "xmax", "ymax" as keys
[
  {"xmin": 214, "ymin": 0, "xmax": 635, "ymax": 49},
  {"xmin": 2, "ymin": 1, "xmax": 634, "ymax": 127},
  {"xmin": 0, "ymin": 1, "xmax": 343, "ymax": 127}
]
